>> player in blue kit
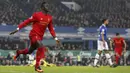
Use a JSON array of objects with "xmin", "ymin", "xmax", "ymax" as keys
[{"xmin": 93, "ymin": 19, "xmax": 116, "ymax": 67}]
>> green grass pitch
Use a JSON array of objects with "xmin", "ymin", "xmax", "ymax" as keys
[{"xmin": 0, "ymin": 66, "xmax": 130, "ymax": 73}]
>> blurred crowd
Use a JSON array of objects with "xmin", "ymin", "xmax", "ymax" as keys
[
  {"xmin": 0, "ymin": 0, "xmax": 130, "ymax": 28},
  {"xmin": 0, "ymin": 54, "xmax": 29, "ymax": 65},
  {"xmin": 0, "ymin": 0, "xmax": 28, "ymax": 25},
  {"xmin": 0, "ymin": 37, "xmax": 130, "ymax": 50},
  {"xmin": 0, "ymin": 37, "xmax": 25, "ymax": 50},
  {"xmin": 47, "ymin": 42, "xmax": 84, "ymax": 50},
  {"xmin": 47, "ymin": 40, "xmax": 130, "ymax": 51},
  {"xmin": 0, "ymin": 52, "xmax": 130, "ymax": 66}
]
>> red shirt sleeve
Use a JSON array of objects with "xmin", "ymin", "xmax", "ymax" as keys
[
  {"xmin": 48, "ymin": 17, "xmax": 56, "ymax": 38},
  {"xmin": 18, "ymin": 13, "xmax": 36, "ymax": 29},
  {"xmin": 121, "ymin": 37, "xmax": 124, "ymax": 40},
  {"xmin": 121, "ymin": 37, "xmax": 124, "ymax": 43}
]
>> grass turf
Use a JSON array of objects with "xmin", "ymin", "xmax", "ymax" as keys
[{"xmin": 0, "ymin": 66, "xmax": 130, "ymax": 73}]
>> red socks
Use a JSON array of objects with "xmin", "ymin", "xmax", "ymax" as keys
[
  {"xmin": 35, "ymin": 47, "xmax": 46, "ymax": 68},
  {"xmin": 115, "ymin": 55, "xmax": 120, "ymax": 64},
  {"xmin": 35, "ymin": 53, "xmax": 41, "ymax": 68}
]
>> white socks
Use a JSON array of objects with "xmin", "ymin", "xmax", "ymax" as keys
[
  {"xmin": 94, "ymin": 54, "xmax": 100, "ymax": 66},
  {"xmin": 94, "ymin": 53, "xmax": 113, "ymax": 66},
  {"xmin": 105, "ymin": 53, "xmax": 113, "ymax": 65}
]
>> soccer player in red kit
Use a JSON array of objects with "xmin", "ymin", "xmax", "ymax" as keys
[
  {"xmin": 9, "ymin": 2, "xmax": 60, "ymax": 72},
  {"xmin": 110, "ymin": 33, "xmax": 126, "ymax": 65}
]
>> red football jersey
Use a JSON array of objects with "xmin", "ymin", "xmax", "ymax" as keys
[
  {"xmin": 113, "ymin": 37, "xmax": 124, "ymax": 48},
  {"xmin": 18, "ymin": 11, "xmax": 56, "ymax": 39}
]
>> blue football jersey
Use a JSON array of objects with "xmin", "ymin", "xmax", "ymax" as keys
[{"xmin": 98, "ymin": 24, "xmax": 107, "ymax": 41}]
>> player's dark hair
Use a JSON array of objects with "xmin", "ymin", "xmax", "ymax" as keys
[
  {"xmin": 116, "ymin": 33, "xmax": 120, "ymax": 36},
  {"xmin": 40, "ymin": 1, "xmax": 49, "ymax": 13},
  {"xmin": 102, "ymin": 19, "xmax": 108, "ymax": 23},
  {"xmin": 41, "ymin": 2, "xmax": 46, "ymax": 9}
]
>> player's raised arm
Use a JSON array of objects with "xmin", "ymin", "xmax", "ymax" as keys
[
  {"xmin": 10, "ymin": 13, "xmax": 36, "ymax": 35},
  {"xmin": 48, "ymin": 18, "xmax": 60, "ymax": 45}
]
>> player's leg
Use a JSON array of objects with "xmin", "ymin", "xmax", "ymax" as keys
[
  {"xmin": 115, "ymin": 49, "xmax": 122, "ymax": 65},
  {"xmin": 35, "ymin": 40, "xmax": 46, "ymax": 72},
  {"xmin": 13, "ymin": 36, "xmax": 38, "ymax": 60},
  {"xmin": 94, "ymin": 40, "xmax": 102, "ymax": 67},
  {"xmin": 14, "ymin": 43, "xmax": 37, "ymax": 60},
  {"xmin": 115, "ymin": 52, "xmax": 120, "ymax": 65},
  {"xmin": 104, "ymin": 50, "xmax": 113, "ymax": 66},
  {"xmin": 94, "ymin": 50, "xmax": 102, "ymax": 67},
  {"xmin": 17, "ymin": 39, "xmax": 45, "ymax": 72},
  {"xmin": 103, "ymin": 42, "xmax": 115, "ymax": 67},
  {"xmin": 124, "ymin": 53, "xmax": 127, "ymax": 66},
  {"xmin": 13, "ymin": 40, "xmax": 38, "ymax": 60},
  {"xmin": 14, "ymin": 48, "xmax": 28, "ymax": 60}
]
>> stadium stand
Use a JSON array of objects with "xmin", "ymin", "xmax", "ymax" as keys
[{"xmin": 0, "ymin": 0, "xmax": 130, "ymax": 28}]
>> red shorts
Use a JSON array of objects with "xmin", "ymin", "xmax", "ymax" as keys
[
  {"xmin": 29, "ymin": 35, "xmax": 43, "ymax": 45},
  {"xmin": 114, "ymin": 48, "xmax": 123, "ymax": 56}
]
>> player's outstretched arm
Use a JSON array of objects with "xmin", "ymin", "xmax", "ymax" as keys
[
  {"xmin": 9, "ymin": 13, "xmax": 36, "ymax": 35},
  {"xmin": 9, "ymin": 28, "xmax": 19, "ymax": 35},
  {"xmin": 18, "ymin": 13, "xmax": 36, "ymax": 29}
]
